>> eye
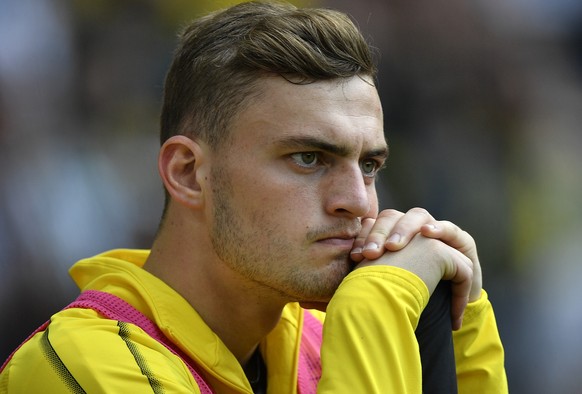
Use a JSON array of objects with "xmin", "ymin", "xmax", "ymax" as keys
[
  {"xmin": 290, "ymin": 152, "xmax": 319, "ymax": 168},
  {"xmin": 360, "ymin": 159, "xmax": 380, "ymax": 177}
]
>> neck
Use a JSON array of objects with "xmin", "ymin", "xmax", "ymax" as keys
[{"xmin": 144, "ymin": 223, "xmax": 285, "ymax": 365}]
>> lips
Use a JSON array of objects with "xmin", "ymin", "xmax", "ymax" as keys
[
  {"xmin": 316, "ymin": 234, "xmax": 357, "ymax": 249},
  {"xmin": 308, "ymin": 222, "xmax": 361, "ymax": 248}
]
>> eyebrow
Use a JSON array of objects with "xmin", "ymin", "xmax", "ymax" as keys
[{"xmin": 276, "ymin": 136, "xmax": 389, "ymax": 160}]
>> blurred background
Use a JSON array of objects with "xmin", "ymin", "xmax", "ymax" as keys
[{"xmin": 1, "ymin": 0, "xmax": 581, "ymax": 392}]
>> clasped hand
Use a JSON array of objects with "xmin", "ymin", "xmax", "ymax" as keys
[{"xmin": 350, "ymin": 208, "xmax": 483, "ymax": 331}]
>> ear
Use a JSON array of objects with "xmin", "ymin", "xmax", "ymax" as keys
[{"xmin": 158, "ymin": 135, "xmax": 209, "ymax": 209}]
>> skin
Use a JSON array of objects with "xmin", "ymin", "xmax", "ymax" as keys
[
  {"xmin": 352, "ymin": 208, "xmax": 481, "ymax": 329},
  {"xmin": 144, "ymin": 75, "xmax": 481, "ymax": 369}
]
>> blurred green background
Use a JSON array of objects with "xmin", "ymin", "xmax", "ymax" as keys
[{"xmin": 1, "ymin": 1, "xmax": 582, "ymax": 392}]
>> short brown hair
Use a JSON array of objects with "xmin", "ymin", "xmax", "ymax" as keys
[{"xmin": 160, "ymin": 1, "xmax": 376, "ymax": 148}]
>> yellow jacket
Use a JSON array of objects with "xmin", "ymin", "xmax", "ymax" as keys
[{"xmin": 0, "ymin": 249, "xmax": 507, "ymax": 393}]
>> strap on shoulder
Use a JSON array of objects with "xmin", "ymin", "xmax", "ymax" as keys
[
  {"xmin": 297, "ymin": 310, "xmax": 323, "ymax": 394},
  {"xmin": 3, "ymin": 291, "xmax": 325, "ymax": 394},
  {"xmin": 1, "ymin": 320, "xmax": 50, "ymax": 372},
  {"xmin": 0, "ymin": 290, "xmax": 214, "ymax": 394},
  {"xmin": 70, "ymin": 290, "xmax": 215, "ymax": 394}
]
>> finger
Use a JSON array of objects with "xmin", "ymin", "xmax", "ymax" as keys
[
  {"xmin": 384, "ymin": 207, "xmax": 436, "ymax": 252},
  {"xmin": 420, "ymin": 221, "xmax": 473, "ymax": 254},
  {"xmin": 360, "ymin": 209, "xmax": 404, "ymax": 260},
  {"xmin": 421, "ymin": 221, "xmax": 483, "ymax": 303},
  {"xmin": 443, "ymin": 249, "xmax": 474, "ymax": 330},
  {"xmin": 350, "ymin": 217, "xmax": 376, "ymax": 263}
]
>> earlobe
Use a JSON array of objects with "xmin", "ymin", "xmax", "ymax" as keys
[{"xmin": 158, "ymin": 135, "xmax": 208, "ymax": 209}]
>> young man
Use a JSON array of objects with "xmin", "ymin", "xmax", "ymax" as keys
[{"xmin": 0, "ymin": 2, "xmax": 507, "ymax": 393}]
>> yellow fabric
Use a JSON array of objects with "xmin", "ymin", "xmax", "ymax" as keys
[
  {"xmin": 318, "ymin": 266, "xmax": 508, "ymax": 393},
  {"xmin": 453, "ymin": 290, "xmax": 509, "ymax": 393},
  {"xmin": 1, "ymin": 249, "xmax": 507, "ymax": 393},
  {"xmin": 318, "ymin": 267, "xmax": 428, "ymax": 393}
]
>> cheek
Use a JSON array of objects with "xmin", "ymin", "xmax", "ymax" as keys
[
  {"xmin": 235, "ymin": 176, "xmax": 297, "ymax": 218},
  {"xmin": 229, "ymin": 159, "xmax": 322, "ymax": 220}
]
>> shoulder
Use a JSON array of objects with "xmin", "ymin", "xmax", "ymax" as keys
[{"xmin": 3, "ymin": 307, "xmax": 197, "ymax": 392}]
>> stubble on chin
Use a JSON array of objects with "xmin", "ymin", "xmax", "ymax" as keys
[{"xmin": 296, "ymin": 250, "xmax": 354, "ymax": 302}]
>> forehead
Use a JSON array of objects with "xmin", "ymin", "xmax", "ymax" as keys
[{"xmin": 230, "ymin": 75, "xmax": 386, "ymax": 154}]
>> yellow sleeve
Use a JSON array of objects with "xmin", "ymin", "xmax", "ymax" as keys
[
  {"xmin": 0, "ymin": 308, "xmax": 199, "ymax": 394},
  {"xmin": 317, "ymin": 265, "xmax": 429, "ymax": 394},
  {"xmin": 454, "ymin": 290, "xmax": 508, "ymax": 393}
]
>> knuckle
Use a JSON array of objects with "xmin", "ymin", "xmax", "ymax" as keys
[
  {"xmin": 377, "ymin": 209, "xmax": 403, "ymax": 219},
  {"xmin": 461, "ymin": 229, "xmax": 474, "ymax": 241},
  {"xmin": 446, "ymin": 222, "xmax": 461, "ymax": 235},
  {"xmin": 439, "ymin": 220, "xmax": 466, "ymax": 238},
  {"xmin": 408, "ymin": 207, "xmax": 432, "ymax": 218},
  {"xmin": 370, "ymin": 228, "xmax": 390, "ymax": 237},
  {"xmin": 439, "ymin": 220, "xmax": 454, "ymax": 228}
]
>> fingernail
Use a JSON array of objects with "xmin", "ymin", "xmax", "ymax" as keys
[
  {"xmin": 350, "ymin": 247, "xmax": 363, "ymax": 255},
  {"xmin": 387, "ymin": 233, "xmax": 401, "ymax": 244},
  {"xmin": 363, "ymin": 242, "xmax": 379, "ymax": 251},
  {"xmin": 426, "ymin": 224, "xmax": 437, "ymax": 230}
]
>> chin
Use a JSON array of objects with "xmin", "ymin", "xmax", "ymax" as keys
[{"xmin": 304, "ymin": 258, "xmax": 351, "ymax": 300}]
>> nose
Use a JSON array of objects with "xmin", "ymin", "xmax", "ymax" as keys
[{"xmin": 324, "ymin": 164, "xmax": 374, "ymax": 218}]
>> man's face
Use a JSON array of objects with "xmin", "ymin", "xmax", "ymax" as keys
[{"xmin": 207, "ymin": 75, "xmax": 387, "ymax": 304}]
